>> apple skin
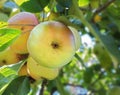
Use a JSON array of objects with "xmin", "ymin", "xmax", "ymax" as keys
[
  {"xmin": 0, "ymin": 48, "xmax": 19, "ymax": 66},
  {"xmin": 8, "ymin": 12, "xmax": 39, "ymax": 54},
  {"xmin": 27, "ymin": 57, "xmax": 59, "ymax": 80},
  {"xmin": 68, "ymin": 26, "xmax": 81, "ymax": 51},
  {"xmin": 18, "ymin": 64, "xmax": 28, "ymax": 76},
  {"xmin": 27, "ymin": 21, "xmax": 76, "ymax": 68}
]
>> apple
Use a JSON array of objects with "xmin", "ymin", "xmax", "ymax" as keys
[
  {"xmin": 68, "ymin": 26, "xmax": 81, "ymax": 50},
  {"xmin": 0, "ymin": 48, "xmax": 19, "ymax": 66},
  {"xmin": 18, "ymin": 63, "xmax": 28, "ymax": 76},
  {"xmin": 27, "ymin": 21, "xmax": 76, "ymax": 68},
  {"xmin": 8, "ymin": 12, "xmax": 39, "ymax": 54},
  {"xmin": 27, "ymin": 57, "xmax": 59, "ymax": 80},
  {"xmin": 94, "ymin": 14, "xmax": 101, "ymax": 23}
]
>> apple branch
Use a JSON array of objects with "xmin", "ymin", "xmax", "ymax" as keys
[
  {"xmin": 93, "ymin": 0, "xmax": 116, "ymax": 15},
  {"xmin": 91, "ymin": 0, "xmax": 116, "ymax": 22}
]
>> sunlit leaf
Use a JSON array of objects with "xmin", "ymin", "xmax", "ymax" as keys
[
  {"xmin": 0, "ymin": 28, "xmax": 21, "ymax": 52},
  {"xmin": 78, "ymin": 0, "xmax": 89, "ymax": 7},
  {"xmin": 0, "ymin": 60, "xmax": 26, "ymax": 94}
]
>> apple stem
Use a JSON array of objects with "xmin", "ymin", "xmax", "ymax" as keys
[
  {"xmin": 39, "ymin": 79, "xmax": 48, "ymax": 95},
  {"xmin": 75, "ymin": 53, "xmax": 87, "ymax": 69}
]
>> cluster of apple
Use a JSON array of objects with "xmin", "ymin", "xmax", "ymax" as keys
[{"xmin": 0, "ymin": 12, "xmax": 81, "ymax": 80}]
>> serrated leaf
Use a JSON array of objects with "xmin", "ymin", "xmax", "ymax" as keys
[
  {"xmin": 2, "ymin": 76, "xmax": 30, "ymax": 95},
  {"xmin": 0, "ymin": 28, "xmax": 21, "ymax": 52},
  {"xmin": 0, "ymin": 60, "xmax": 26, "ymax": 94}
]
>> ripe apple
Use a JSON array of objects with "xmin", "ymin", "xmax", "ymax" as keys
[
  {"xmin": 68, "ymin": 26, "xmax": 81, "ymax": 50},
  {"xmin": 0, "ymin": 48, "xmax": 19, "ymax": 66},
  {"xmin": 27, "ymin": 57, "xmax": 59, "ymax": 80},
  {"xmin": 18, "ymin": 63, "xmax": 28, "ymax": 76},
  {"xmin": 27, "ymin": 21, "xmax": 76, "ymax": 68},
  {"xmin": 8, "ymin": 12, "xmax": 39, "ymax": 54}
]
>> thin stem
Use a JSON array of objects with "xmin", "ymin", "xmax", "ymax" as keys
[
  {"xmin": 92, "ymin": 0, "xmax": 116, "ymax": 22},
  {"xmin": 93, "ymin": 0, "xmax": 116, "ymax": 15},
  {"xmin": 75, "ymin": 53, "xmax": 87, "ymax": 69},
  {"xmin": 39, "ymin": 79, "xmax": 48, "ymax": 95},
  {"xmin": 55, "ymin": 77, "xmax": 69, "ymax": 95}
]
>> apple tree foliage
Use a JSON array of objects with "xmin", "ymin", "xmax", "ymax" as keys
[{"xmin": 0, "ymin": 0, "xmax": 120, "ymax": 95}]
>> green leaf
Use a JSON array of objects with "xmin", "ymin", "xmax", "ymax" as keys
[
  {"xmin": 0, "ymin": 60, "xmax": 26, "ymax": 94},
  {"xmin": 56, "ymin": 0, "xmax": 72, "ymax": 8},
  {"xmin": 2, "ymin": 76, "xmax": 30, "ymax": 95},
  {"xmin": 78, "ymin": 0, "xmax": 89, "ymax": 7},
  {"xmin": 19, "ymin": 0, "xmax": 50, "ymax": 12},
  {"xmin": 0, "ymin": 28, "xmax": 21, "ymax": 52},
  {"xmin": 83, "ymin": 67, "xmax": 94, "ymax": 83},
  {"xmin": 95, "ymin": 31, "xmax": 120, "ymax": 67},
  {"xmin": 0, "ymin": 12, "xmax": 9, "ymax": 22}
]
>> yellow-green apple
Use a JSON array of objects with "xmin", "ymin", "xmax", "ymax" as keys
[
  {"xmin": 27, "ymin": 21, "xmax": 76, "ymax": 68},
  {"xmin": 0, "ymin": 48, "xmax": 19, "ymax": 66},
  {"xmin": 27, "ymin": 57, "xmax": 59, "ymax": 80},
  {"xmin": 8, "ymin": 12, "xmax": 39, "ymax": 54},
  {"xmin": 68, "ymin": 26, "xmax": 81, "ymax": 50}
]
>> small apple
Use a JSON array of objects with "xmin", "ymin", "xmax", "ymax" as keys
[
  {"xmin": 8, "ymin": 12, "xmax": 39, "ymax": 54},
  {"xmin": 68, "ymin": 26, "xmax": 81, "ymax": 51},
  {"xmin": 27, "ymin": 21, "xmax": 76, "ymax": 68},
  {"xmin": 94, "ymin": 14, "xmax": 101, "ymax": 23},
  {"xmin": 0, "ymin": 48, "xmax": 19, "ymax": 66},
  {"xmin": 27, "ymin": 57, "xmax": 59, "ymax": 80}
]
